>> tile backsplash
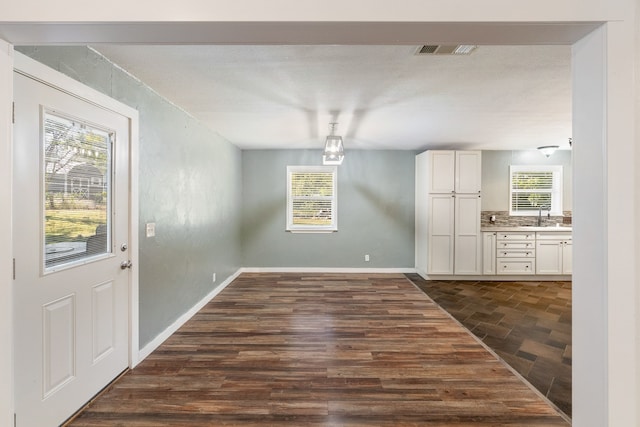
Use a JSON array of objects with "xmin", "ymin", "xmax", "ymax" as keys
[{"xmin": 481, "ymin": 211, "xmax": 572, "ymax": 227}]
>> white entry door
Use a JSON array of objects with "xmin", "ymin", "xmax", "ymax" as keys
[{"xmin": 13, "ymin": 66, "xmax": 132, "ymax": 427}]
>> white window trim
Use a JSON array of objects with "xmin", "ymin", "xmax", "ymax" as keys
[
  {"xmin": 509, "ymin": 165, "xmax": 563, "ymax": 216},
  {"xmin": 286, "ymin": 165, "xmax": 338, "ymax": 233}
]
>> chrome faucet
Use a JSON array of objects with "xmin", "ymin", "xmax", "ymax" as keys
[{"xmin": 537, "ymin": 205, "xmax": 551, "ymax": 226}]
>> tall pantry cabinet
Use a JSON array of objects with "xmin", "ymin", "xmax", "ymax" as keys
[{"xmin": 415, "ymin": 150, "xmax": 482, "ymax": 277}]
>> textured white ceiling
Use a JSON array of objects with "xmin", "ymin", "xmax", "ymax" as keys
[{"xmin": 93, "ymin": 44, "xmax": 571, "ymax": 151}]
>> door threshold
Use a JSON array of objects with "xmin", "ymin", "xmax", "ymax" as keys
[{"xmin": 61, "ymin": 368, "xmax": 130, "ymax": 426}]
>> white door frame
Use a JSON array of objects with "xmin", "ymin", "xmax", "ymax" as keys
[
  {"xmin": 3, "ymin": 52, "xmax": 140, "ymax": 425},
  {"xmin": 0, "ymin": 40, "xmax": 15, "ymax": 427},
  {"xmin": 0, "ymin": 7, "xmax": 637, "ymax": 427}
]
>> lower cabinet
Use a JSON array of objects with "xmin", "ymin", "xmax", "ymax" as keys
[
  {"xmin": 479, "ymin": 229, "xmax": 574, "ymax": 277},
  {"xmin": 536, "ymin": 233, "xmax": 572, "ymax": 274},
  {"xmin": 497, "ymin": 259, "xmax": 535, "ymax": 274},
  {"xmin": 496, "ymin": 232, "xmax": 536, "ymax": 275},
  {"xmin": 482, "ymin": 232, "xmax": 496, "ymax": 275}
]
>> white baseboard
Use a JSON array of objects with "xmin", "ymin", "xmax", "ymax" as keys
[
  {"xmin": 240, "ymin": 267, "xmax": 416, "ymax": 274},
  {"xmin": 416, "ymin": 272, "xmax": 571, "ymax": 281},
  {"xmin": 137, "ymin": 268, "xmax": 242, "ymax": 362}
]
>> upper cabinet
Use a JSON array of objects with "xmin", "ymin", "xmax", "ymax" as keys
[
  {"xmin": 426, "ymin": 150, "xmax": 481, "ymax": 194},
  {"xmin": 455, "ymin": 151, "xmax": 482, "ymax": 194},
  {"xmin": 427, "ymin": 151, "xmax": 456, "ymax": 193}
]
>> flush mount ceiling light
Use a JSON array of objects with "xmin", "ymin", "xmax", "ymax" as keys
[
  {"xmin": 415, "ymin": 44, "xmax": 477, "ymax": 55},
  {"xmin": 322, "ymin": 123, "xmax": 344, "ymax": 165},
  {"xmin": 537, "ymin": 145, "xmax": 559, "ymax": 158}
]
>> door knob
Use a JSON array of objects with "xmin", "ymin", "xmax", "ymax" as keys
[{"xmin": 120, "ymin": 260, "xmax": 132, "ymax": 270}]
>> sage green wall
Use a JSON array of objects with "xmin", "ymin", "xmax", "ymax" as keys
[
  {"xmin": 18, "ymin": 46, "xmax": 243, "ymax": 348},
  {"xmin": 242, "ymin": 150, "xmax": 415, "ymax": 268},
  {"xmin": 481, "ymin": 150, "xmax": 572, "ymax": 211}
]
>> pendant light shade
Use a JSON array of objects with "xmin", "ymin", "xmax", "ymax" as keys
[{"xmin": 323, "ymin": 123, "xmax": 344, "ymax": 165}]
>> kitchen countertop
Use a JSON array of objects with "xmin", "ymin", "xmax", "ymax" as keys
[{"xmin": 481, "ymin": 226, "xmax": 572, "ymax": 232}]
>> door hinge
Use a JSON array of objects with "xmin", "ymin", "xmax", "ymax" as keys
[
  {"xmin": 14, "ymin": 412, "xmax": 16, "ymax": 427},
  {"xmin": 13, "ymin": 258, "xmax": 15, "ymax": 280},
  {"xmin": 12, "ymin": 101, "xmax": 15, "ymax": 124}
]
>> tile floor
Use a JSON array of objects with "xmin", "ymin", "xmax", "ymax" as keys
[{"xmin": 406, "ymin": 275, "xmax": 572, "ymax": 417}]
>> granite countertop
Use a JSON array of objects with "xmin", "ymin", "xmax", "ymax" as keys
[{"xmin": 481, "ymin": 226, "xmax": 572, "ymax": 232}]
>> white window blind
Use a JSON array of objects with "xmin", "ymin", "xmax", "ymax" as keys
[
  {"xmin": 286, "ymin": 166, "xmax": 337, "ymax": 232},
  {"xmin": 509, "ymin": 165, "xmax": 563, "ymax": 216}
]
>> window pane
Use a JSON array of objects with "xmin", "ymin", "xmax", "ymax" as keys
[
  {"xmin": 512, "ymin": 171, "xmax": 553, "ymax": 190},
  {"xmin": 511, "ymin": 192, "xmax": 552, "ymax": 211},
  {"xmin": 291, "ymin": 172, "xmax": 334, "ymax": 197},
  {"xmin": 292, "ymin": 199, "xmax": 333, "ymax": 225},
  {"xmin": 44, "ymin": 113, "xmax": 112, "ymax": 270}
]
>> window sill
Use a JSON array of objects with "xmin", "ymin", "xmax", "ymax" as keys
[{"xmin": 286, "ymin": 230, "xmax": 337, "ymax": 234}]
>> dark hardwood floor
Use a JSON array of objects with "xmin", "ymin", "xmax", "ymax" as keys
[
  {"xmin": 68, "ymin": 273, "xmax": 569, "ymax": 426},
  {"xmin": 406, "ymin": 275, "xmax": 572, "ymax": 417}
]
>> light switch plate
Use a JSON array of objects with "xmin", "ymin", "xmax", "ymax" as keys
[{"xmin": 146, "ymin": 222, "xmax": 156, "ymax": 238}]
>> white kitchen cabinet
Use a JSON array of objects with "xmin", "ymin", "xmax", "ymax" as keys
[
  {"xmin": 415, "ymin": 150, "xmax": 482, "ymax": 276},
  {"xmin": 427, "ymin": 194, "xmax": 455, "ymax": 274},
  {"xmin": 455, "ymin": 151, "xmax": 482, "ymax": 194},
  {"xmin": 426, "ymin": 150, "xmax": 455, "ymax": 193},
  {"xmin": 496, "ymin": 232, "xmax": 535, "ymax": 275},
  {"xmin": 562, "ymin": 240, "xmax": 572, "ymax": 274},
  {"xmin": 454, "ymin": 194, "xmax": 482, "ymax": 274},
  {"xmin": 536, "ymin": 232, "xmax": 572, "ymax": 274},
  {"xmin": 482, "ymin": 232, "xmax": 497, "ymax": 275},
  {"xmin": 425, "ymin": 150, "xmax": 482, "ymax": 194}
]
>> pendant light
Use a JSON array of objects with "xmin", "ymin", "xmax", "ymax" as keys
[{"xmin": 322, "ymin": 123, "xmax": 344, "ymax": 165}]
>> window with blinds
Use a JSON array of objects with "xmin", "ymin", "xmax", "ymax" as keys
[
  {"xmin": 509, "ymin": 165, "xmax": 563, "ymax": 216},
  {"xmin": 286, "ymin": 165, "xmax": 337, "ymax": 232}
]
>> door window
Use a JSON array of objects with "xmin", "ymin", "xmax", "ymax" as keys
[{"xmin": 43, "ymin": 112, "xmax": 113, "ymax": 271}]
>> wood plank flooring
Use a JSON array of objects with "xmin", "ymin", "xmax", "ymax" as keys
[{"xmin": 68, "ymin": 273, "xmax": 569, "ymax": 426}]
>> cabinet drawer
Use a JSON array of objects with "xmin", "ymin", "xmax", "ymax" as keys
[
  {"xmin": 497, "ymin": 250, "xmax": 535, "ymax": 258},
  {"xmin": 497, "ymin": 259, "xmax": 535, "ymax": 274},
  {"xmin": 536, "ymin": 232, "xmax": 572, "ymax": 241},
  {"xmin": 498, "ymin": 241, "xmax": 534, "ymax": 250},
  {"xmin": 497, "ymin": 232, "xmax": 535, "ymax": 241}
]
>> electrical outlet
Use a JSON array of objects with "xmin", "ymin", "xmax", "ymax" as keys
[
  {"xmin": 365, "ymin": 254, "xmax": 370, "ymax": 262},
  {"xmin": 212, "ymin": 273, "xmax": 216, "ymax": 283}
]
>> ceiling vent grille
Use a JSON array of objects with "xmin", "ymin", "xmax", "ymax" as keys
[{"xmin": 416, "ymin": 45, "xmax": 477, "ymax": 55}]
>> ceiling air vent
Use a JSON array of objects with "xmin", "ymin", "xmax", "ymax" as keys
[{"xmin": 416, "ymin": 45, "xmax": 477, "ymax": 55}]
